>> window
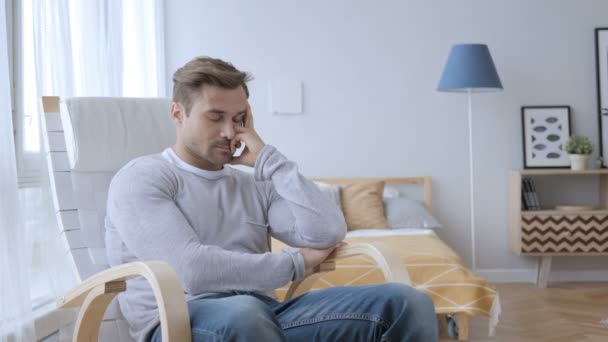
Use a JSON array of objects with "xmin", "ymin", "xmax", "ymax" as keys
[
  {"xmin": 19, "ymin": 0, "xmax": 37, "ymax": 154},
  {"xmin": 14, "ymin": 0, "xmax": 165, "ymax": 185},
  {"xmin": 12, "ymin": 0, "xmax": 42, "ymax": 187},
  {"xmin": 19, "ymin": 187, "xmax": 56, "ymax": 309},
  {"xmin": 10, "ymin": 0, "xmax": 165, "ymax": 312},
  {"xmin": 12, "ymin": 0, "xmax": 56, "ymax": 309}
]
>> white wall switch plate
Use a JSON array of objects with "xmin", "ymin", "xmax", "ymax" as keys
[{"xmin": 268, "ymin": 80, "xmax": 303, "ymax": 114}]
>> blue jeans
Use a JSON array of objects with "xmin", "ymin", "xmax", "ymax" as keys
[{"xmin": 149, "ymin": 283, "xmax": 438, "ymax": 342}]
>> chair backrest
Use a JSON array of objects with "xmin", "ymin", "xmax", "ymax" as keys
[{"xmin": 41, "ymin": 96, "xmax": 174, "ymax": 341}]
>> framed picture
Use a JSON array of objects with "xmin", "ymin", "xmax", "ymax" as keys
[
  {"xmin": 596, "ymin": 28, "xmax": 608, "ymax": 167},
  {"xmin": 521, "ymin": 106, "xmax": 571, "ymax": 168}
]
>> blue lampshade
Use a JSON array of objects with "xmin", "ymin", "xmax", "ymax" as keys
[{"xmin": 437, "ymin": 44, "xmax": 503, "ymax": 92}]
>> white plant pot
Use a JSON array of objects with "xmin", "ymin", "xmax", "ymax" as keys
[{"xmin": 569, "ymin": 154, "xmax": 589, "ymax": 170}]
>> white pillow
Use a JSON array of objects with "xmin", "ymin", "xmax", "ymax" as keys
[
  {"xmin": 314, "ymin": 181, "xmax": 341, "ymax": 210},
  {"xmin": 384, "ymin": 197, "xmax": 442, "ymax": 229},
  {"xmin": 383, "ymin": 186, "xmax": 400, "ymax": 199}
]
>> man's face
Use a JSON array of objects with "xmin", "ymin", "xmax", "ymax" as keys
[{"xmin": 173, "ymin": 85, "xmax": 247, "ymax": 170}]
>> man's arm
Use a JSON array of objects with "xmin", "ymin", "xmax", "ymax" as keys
[
  {"xmin": 107, "ymin": 159, "xmax": 303, "ymax": 295},
  {"xmin": 228, "ymin": 105, "xmax": 346, "ymax": 249},
  {"xmin": 256, "ymin": 145, "xmax": 347, "ymax": 248}
]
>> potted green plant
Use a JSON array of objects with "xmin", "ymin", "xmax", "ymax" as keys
[{"xmin": 564, "ymin": 135, "xmax": 594, "ymax": 170}]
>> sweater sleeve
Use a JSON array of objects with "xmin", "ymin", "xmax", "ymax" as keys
[
  {"xmin": 255, "ymin": 145, "xmax": 347, "ymax": 250},
  {"xmin": 107, "ymin": 159, "xmax": 301, "ymax": 295}
]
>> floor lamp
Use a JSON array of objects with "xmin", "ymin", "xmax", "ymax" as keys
[{"xmin": 437, "ymin": 44, "xmax": 503, "ymax": 270}]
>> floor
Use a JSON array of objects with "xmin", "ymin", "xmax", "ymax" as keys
[{"xmin": 439, "ymin": 282, "xmax": 608, "ymax": 342}]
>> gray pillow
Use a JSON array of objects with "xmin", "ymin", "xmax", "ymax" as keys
[{"xmin": 384, "ymin": 197, "xmax": 442, "ymax": 229}]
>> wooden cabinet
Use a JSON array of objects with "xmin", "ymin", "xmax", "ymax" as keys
[{"xmin": 508, "ymin": 169, "xmax": 608, "ymax": 287}]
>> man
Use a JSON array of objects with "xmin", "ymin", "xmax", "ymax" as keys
[{"xmin": 105, "ymin": 56, "xmax": 438, "ymax": 342}]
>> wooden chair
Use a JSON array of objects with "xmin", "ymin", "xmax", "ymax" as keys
[{"xmin": 41, "ymin": 96, "xmax": 409, "ymax": 342}]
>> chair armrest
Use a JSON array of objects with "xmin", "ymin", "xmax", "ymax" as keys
[
  {"xmin": 325, "ymin": 241, "xmax": 410, "ymax": 283},
  {"xmin": 285, "ymin": 242, "xmax": 411, "ymax": 300},
  {"xmin": 58, "ymin": 261, "xmax": 191, "ymax": 342}
]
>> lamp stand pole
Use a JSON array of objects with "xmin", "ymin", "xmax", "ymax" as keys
[{"xmin": 467, "ymin": 88, "xmax": 476, "ymax": 271}]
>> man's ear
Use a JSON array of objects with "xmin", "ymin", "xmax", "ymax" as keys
[{"xmin": 171, "ymin": 102, "xmax": 184, "ymax": 124}]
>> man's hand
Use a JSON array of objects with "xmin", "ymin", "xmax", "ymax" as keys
[
  {"xmin": 299, "ymin": 242, "xmax": 346, "ymax": 277},
  {"xmin": 229, "ymin": 104, "xmax": 265, "ymax": 167}
]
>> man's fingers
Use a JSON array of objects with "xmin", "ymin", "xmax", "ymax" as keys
[
  {"xmin": 231, "ymin": 133, "xmax": 244, "ymax": 152},
  {"xmin": 245, "ymin": 104, "xmax": 254, "ymax": 129},
  {"xmin": 233, "ymin": 125, "xmax": 249, "ymax": 133}
]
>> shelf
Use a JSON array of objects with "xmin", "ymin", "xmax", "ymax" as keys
[
  {"xmin": 522, "ymin": 209, "xmax": 608, "ymax": 216},
  {"xmin": 509, "ymin": 169, "xmax": 608, "ymax": 287},
  {"xmin": 520, "ymin": 252, "xmax": 608, "ymax": 256},
  {"xmin": 514, "ymin": 169, "xmax": 608, "ymax": 176}
]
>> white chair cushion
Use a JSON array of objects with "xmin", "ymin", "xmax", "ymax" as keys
[{"xmin": 60, "ymin": 97, "xmax": 175, "ymax": 172}]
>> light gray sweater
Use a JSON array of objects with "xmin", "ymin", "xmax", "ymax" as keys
[{"xmin": 105, "ymin": 145, "xmax": 346, "ymax": 341}]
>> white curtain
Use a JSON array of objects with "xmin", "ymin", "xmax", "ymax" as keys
[
  {"xmin": 33, "ymin": 0, "xmax": 165, "ymax": 98},
  {"xmin": 0, "ymin": 0, "xmax": 36, "ymax": 339},
  {"xmin": 1, "ymin": 0, "xmax": 164, "ymax": 340}
]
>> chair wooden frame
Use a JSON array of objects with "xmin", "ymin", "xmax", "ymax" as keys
[{"xmin": 57, "ymin": 243, "xmax": 408, "ymax": 342}]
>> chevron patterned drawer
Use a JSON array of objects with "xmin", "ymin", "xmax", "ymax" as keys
[{"xmin": 521, "ymin": 213, "xmax": 608, "ymax": 253}]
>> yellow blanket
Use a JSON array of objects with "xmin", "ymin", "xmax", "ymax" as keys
[{"xmin": 272, "ymin": 230, "xmax": 500, "ymax": 336}]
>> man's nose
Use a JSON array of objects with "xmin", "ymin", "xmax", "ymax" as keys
[{"xmin": 221, "ymin": 122, "xmax": 236, "ymax": 140}]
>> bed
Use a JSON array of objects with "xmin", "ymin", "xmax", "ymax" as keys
[{"xmin": 271, "ymin": 177, "xmax": 500, "ymax": 341}]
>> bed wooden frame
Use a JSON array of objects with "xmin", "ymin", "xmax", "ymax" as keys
[{"xmin": 314, "ymin": 176, "xmax": 432, "ymax": 210}]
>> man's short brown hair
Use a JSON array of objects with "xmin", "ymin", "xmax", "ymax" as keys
[{"xmin": 172, "ymin": 56, "xmax": 253, "ymax": 115}]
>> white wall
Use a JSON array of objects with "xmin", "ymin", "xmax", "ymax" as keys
[{"xmin": 164, "ymin": 0, "xmax": 608, "ymax": 278}]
